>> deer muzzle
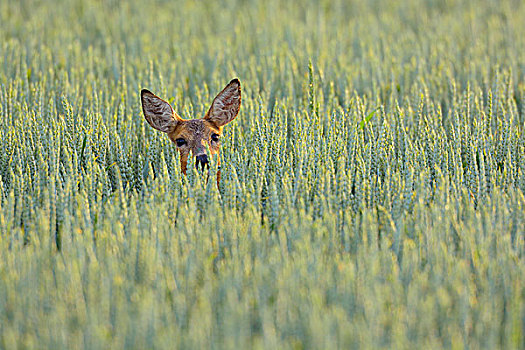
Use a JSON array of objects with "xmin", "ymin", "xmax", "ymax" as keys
[{"xmin": 195, "ymin": 154, "xmax": 209, "ymax": 172}]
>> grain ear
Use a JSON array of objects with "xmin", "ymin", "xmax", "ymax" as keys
[
  {"xmin": 141, "ymin": 89, "xmax": 182, "ymax": 132},
  {"xmin": 204, "ymin": 79, "xmax": 241, "ymax": 127}
]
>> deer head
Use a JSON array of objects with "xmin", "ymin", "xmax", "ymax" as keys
[{"xmin": 141, "ymin": 79, "xmax": 241, "ymax": 180}]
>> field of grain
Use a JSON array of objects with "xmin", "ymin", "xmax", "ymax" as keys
[{"xmin": 0, "ymin": 0, "xmax": 524, "ymax": 348}]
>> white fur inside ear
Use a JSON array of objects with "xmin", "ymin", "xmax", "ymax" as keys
[
  {"xmin": 141, "ymin": 91, "xmax": 177, "ymax": 133},
  {"xmin": 206, "ymin": 80, "xmax": 241, "ymax": 127}
]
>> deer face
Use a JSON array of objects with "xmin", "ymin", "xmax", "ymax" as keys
[{"xmin": 141, "ymin": 79, "xmax": 241, "ymax": 176}]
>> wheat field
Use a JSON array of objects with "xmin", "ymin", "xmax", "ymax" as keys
[{"xmin": 0, "ymin": 0, "xmax": 524, "ymax": 348}]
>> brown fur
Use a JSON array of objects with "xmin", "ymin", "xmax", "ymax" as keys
[{"xmin": 141, "ymin": 79, "xmax": 241, "ymax": 184}]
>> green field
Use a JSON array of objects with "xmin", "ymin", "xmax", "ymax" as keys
[{"xmin": 1, "ymin": 0, "xmax": 524, "ymax": 348}]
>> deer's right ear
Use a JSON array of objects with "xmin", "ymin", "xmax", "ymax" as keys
[{"xmin": 141, "ymin": 89, "xmax": 182, "ymax": 133}]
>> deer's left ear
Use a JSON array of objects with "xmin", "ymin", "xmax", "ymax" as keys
[
  {"xmin": 204, "ymin": 79, "xmax": 241, "ymax": 127},
  {"xmin": 141, "ymin": 89, "xmax": 182, "ymax": 133}
]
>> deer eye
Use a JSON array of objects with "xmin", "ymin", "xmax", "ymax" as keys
[
  {"xmin": 175, "ymin": 138, "xmax": 186, "ymax": 147},
  {"xmin": 211, "ymin": 133, "xmax": 220, "ymax": 142}
]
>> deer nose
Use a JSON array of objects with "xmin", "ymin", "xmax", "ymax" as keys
[{"xmin": 195, "ymin": 154, "xmax": 209, "ymax": 171}]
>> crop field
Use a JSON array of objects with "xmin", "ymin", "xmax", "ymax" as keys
[{"xmin": 0, "ymin": 0, "xmax": 524, "ymax": 348}]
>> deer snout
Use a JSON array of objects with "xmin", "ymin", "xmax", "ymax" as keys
[{"xmin": 195, "ymin": 154, "xmax": 209, "ymax": 171}]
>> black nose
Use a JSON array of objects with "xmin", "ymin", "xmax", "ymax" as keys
[{"xmin": 195, "ymin": 154, "xmax": 209, "ymax": 171}]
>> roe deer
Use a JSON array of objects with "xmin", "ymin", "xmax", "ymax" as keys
[{"xmin": 141, "ymin": 79, "xmax": 241, "ymax": 183}]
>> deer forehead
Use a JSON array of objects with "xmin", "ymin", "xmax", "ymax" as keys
[{"xmin": 169, "ymin": 119, "xmax": 220, "ymax": 142}]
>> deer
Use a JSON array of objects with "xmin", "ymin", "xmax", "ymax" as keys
[{"xmin": 140, "ymin": 79, "xmax": 241, "ymax": 185}]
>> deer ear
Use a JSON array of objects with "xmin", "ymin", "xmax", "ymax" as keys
[
  {"xmin": 204, "ymin": 79, "xmax": 241, "ymax": 127},
  {"xmin": 141, "ymin": 89, "xmax": 182, "ymax": 133}
]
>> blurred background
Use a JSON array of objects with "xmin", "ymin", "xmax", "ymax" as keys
[{"xmin": 1, "ymin": 0, "xmax": 523, "ymax": 114}]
